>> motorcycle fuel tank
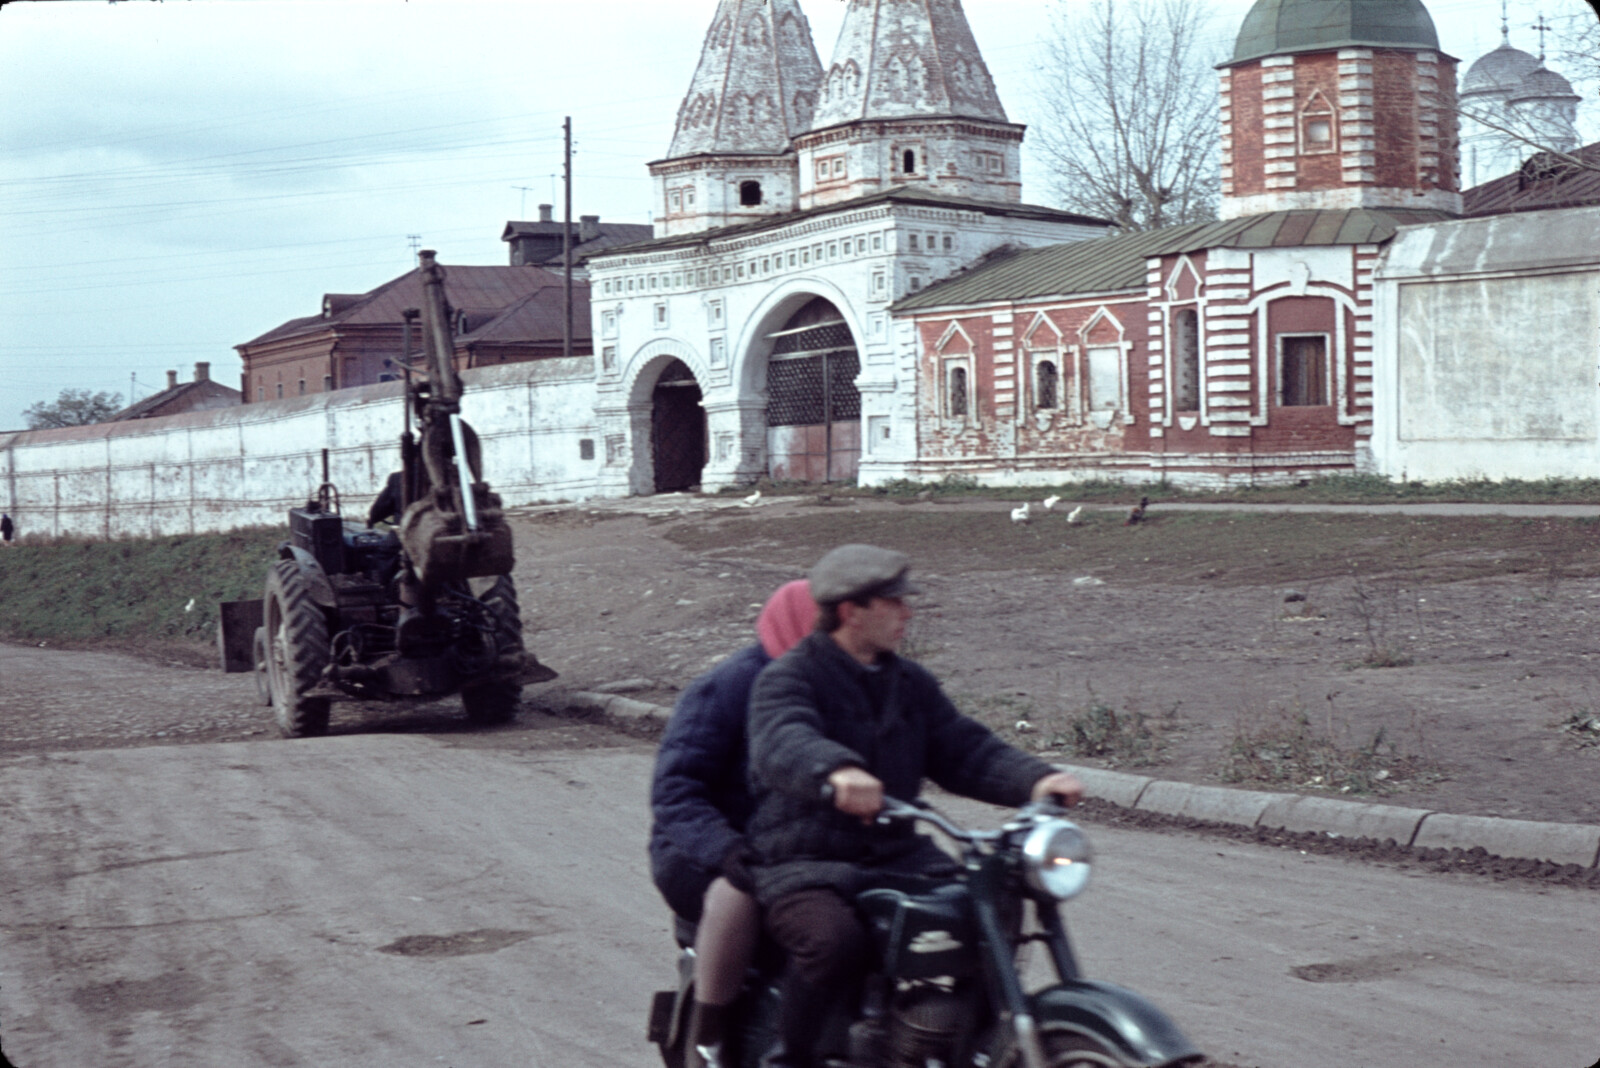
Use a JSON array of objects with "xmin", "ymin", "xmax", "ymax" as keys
[{"xmin": 857, "ymin": 882, "xmax": 979, "ymax": 982}]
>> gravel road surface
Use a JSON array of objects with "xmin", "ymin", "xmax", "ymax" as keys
[{"xmin": 2, "ymin": 731, "xmax": 1595, "ymax": 1068}]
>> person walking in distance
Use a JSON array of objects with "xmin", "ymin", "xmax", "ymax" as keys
[{"xmin": 1, "ymin": 512, "xmax": 13, "ymax": 546}]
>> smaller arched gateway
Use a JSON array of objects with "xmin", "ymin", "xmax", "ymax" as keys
[
  {"xmin": 650, "ymin": 359, "xmax": 706, "ymax": 492},
  {"xmin": 764, "ymin": 297, "xmax": 860, "ymax": 482}
]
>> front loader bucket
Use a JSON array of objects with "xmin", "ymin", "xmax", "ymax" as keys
[{"xmin": 398, "ymin": 492, "xmax": 515, "ymax": 591}]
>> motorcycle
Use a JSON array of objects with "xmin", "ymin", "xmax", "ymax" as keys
[{"xmin": 647, "ymin": 796, "xmax": 1202, "ymax": 1068}]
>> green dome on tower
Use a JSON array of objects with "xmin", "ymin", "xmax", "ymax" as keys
[{"xmin": 1229, "ymin": 0, "xmax": 1440, "ymax": 66}]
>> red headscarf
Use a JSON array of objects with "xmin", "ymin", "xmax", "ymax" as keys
[{"xmin": 757, "ymin": 579, "xmax": 818, "ymax": 659}]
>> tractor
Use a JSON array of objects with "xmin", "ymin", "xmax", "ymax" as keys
[{"xmin": 219, "ymin": 251, "xmax": 555, "ymax": 736}]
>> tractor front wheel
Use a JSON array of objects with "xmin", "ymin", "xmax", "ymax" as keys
[{"xmin": 264, "ymin": 560, "xmax": 332, "ymax": 737}]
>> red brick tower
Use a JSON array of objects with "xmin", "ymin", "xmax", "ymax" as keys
[{"xmin": 1219, "ymin": 0, "xmax": 1462, "ymax": 219}]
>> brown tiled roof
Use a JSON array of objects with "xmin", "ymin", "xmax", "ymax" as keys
[
  {"xmin": 1462, "ymin": 142, "xmax": 1600, "ymax": 217},
  {"xmin": 892, "ymin": 208, "xmax": 1454, "ymax": 311},
  {"xmin": 238, "ymin": 264, "xmax": 571, "ymax": 348},
  {"xmin": 110, "ymin": 379, "xmax": 241, "ymax": 421},
  {"xmin": 461, "ymin": 284, "xmax": 592, "ymax": 346}
]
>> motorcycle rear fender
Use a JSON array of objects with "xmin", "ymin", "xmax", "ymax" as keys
[{"xmin": 1028, "ymin": 980, "xmax": 1202, "ymax": 1067}]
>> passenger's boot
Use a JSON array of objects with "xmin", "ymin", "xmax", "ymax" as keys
[{"xmin": 686, "ymin": 1000, "xmax": 730, "ymax": 1068}]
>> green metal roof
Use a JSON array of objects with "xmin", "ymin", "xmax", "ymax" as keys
[
  {"xmin": 1228, "ymin": 0, "xmax": 1440, "ymax": 66},
  {"xmin": 892, "ymin": 208, "xmax": 1455, "ymax": 312}
]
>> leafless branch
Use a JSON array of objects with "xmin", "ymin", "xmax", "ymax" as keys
[{"xmin": 1029, "ymin": 0, "xmax": 1220, "ymax": 232}]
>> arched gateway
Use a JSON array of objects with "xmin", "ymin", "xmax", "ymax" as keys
[
  {"xmin": 650, "ymin": 358, "xmax": 706, "ymax": 492},
  {"xmin": 764, "ymin": 297, "xmax": 861, "ymax": 482}
]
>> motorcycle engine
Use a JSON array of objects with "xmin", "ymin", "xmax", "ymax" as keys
[{"xmin": 887, "ymin": 987, "xmax": 962, "ymax": 1068}]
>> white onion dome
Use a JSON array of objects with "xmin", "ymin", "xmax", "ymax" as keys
[
  {"xmin": 1462, "ymin": 42, "xmax": 1541, "ymax": 95},
  {"xmin": 1507, "ymin": 65, "xmax": 1580, "ymax": 104}
]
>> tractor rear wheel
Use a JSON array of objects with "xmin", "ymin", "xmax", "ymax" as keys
[
  {"xmin": 461, "ymin": 575, "xmax": 523, "ymax": 726},
  {"xmin": 264, "ymin": 560, "xmax": 332, "ymax": 737}
]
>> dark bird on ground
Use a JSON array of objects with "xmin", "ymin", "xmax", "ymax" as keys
[{"xmin": 1125, "ymin": 496, "xmax": 1149, "ymax": 526}]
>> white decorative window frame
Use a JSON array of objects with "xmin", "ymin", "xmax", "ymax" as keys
[
  {"xmin": 1298, "ymin": 90, "xmax": 1338, "ymax": 155},
  {"xmin": 1022, "ymin": 311, "xmax": 1070, "ymax": 420},
  {"xmin": 935, "ymin": 320, "xmax": 976, "ymax": 423},
  {"xmin": 1275, "ymin": 331, "xmax": 1335, "ymax": 408},
  {"xmin": 1078, "ymin": 306, "xmax": 1133, "ymax": 424},
  {"xmin": 1246, "ymin": 288, "xmax": 1359, "ymax": 425}
]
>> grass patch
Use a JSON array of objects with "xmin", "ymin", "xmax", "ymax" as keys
[
  {"xmin": 0, "ymin": 527, "xmax": 285, "ymax": 658},
  {"xmin": 1219, "ymin": 696, "xmax": 1443, "ymax": 796}
]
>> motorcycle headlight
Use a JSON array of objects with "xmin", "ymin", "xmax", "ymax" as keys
[{"xmin": 1021, "ymin": 819, "xmax": 1093, "ymax": 900}]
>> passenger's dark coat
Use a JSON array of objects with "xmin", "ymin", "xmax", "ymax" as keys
[
  {"xmin": 649, "ymin": 643, "xmax": 770, "ymax": 907},
  {"xmin": 745, "ymin": 631, "xmax": 1054, "ymax": 903}
]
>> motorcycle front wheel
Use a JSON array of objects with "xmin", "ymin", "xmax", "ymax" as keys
[{"xmin": 1030, "ymin": 1031, "xmax": 1121, "ymax": 1067}]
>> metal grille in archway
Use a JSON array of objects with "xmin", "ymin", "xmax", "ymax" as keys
[{"xmin": 765, "ymin": 303, "xmax": 860, "ymax": 482}]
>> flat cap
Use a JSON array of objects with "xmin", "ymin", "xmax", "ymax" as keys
[{"xmin": 808, "ymin": 544, "xmax": 921, "ymax": 605}]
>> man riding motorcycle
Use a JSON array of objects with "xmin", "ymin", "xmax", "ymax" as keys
[{"xmin": 745, "ymin": 544, "xmax": 1084, "ymax": 1068}]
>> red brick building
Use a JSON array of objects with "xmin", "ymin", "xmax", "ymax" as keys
[
  {"xmin": 236, "ymin": 264, "xmax": 590, "ymax": 403},
  {"xmin": 886, "ymin": 0, "xmax": 1465, "ymax": 487}
]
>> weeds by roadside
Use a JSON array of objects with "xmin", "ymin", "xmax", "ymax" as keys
[
  {"xmin": 961, "ymin": 687, "xmax": 1178, "ymax": 768},
  {"xmin": 1552, "ymin": 708, "xmax": 1600, "ymax": 750},
  {"xmin": 1219, "ymin": 694, "xmax": 1443, "ymax": 795},
  {"xmin": 1348, "ymin": 569, "xmax": 1419, "ymax": 668}
]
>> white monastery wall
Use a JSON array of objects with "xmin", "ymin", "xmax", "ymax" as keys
[
  {"xmin": 1371, "ymin": 207, "xmax": 1600, "ymax": 481},
  {"xmin": 0, "ymin": 359, "xmax": 600, "ymax": 541}
]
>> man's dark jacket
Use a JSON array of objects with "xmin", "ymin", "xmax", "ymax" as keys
[
  {"xmin": 746, "ymin": 631, "xmax": 1054, "ymax": 903},
  {"xmin": 649, "ymin": 643, "xmax": 769, "ymax": 901}
]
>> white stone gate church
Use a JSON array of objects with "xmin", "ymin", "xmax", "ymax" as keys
[{"xmin": 586, "ymin": 0, "xmax": 1110, "ymax": 495}]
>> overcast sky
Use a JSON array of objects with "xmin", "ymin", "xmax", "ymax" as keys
[{"xmin": 1, "ymin": 0, "xmax": 1594, "ymax": 431}]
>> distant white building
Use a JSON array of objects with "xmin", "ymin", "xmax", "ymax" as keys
[
  {"xmin": 1459, "ymin": 11, "xmax": 1583, "ymax": 186},
  {"xmin": 585, "ymin": 0, "xmax": 1111, "ymax": 496}
]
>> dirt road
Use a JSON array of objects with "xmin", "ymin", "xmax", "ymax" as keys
[
  {"xmin": 1, "ymin": 730, "xmax": 1595, "ymax": 1068},
  {"xmin": 6, "ymin": 494, "xmax": 1600, "ymax": 1066}
]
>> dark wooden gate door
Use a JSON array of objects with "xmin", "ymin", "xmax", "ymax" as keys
[{"xmin": 651, "ymin": 360, "xmax": 705, "ymax": 493}]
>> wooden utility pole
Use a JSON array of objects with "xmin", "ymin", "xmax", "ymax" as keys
[{"xmin": 563, "ymin": 116, "xmax": 573, "ymax": 360}]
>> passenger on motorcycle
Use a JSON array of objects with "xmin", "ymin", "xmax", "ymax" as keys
[
  {"xmin": 746, "ymin": 544, "xmax": 1084, "ymax": 1068},
  {"xmin": 650, "ymin": 579, "xmax": 819, "ymax": 1068}
]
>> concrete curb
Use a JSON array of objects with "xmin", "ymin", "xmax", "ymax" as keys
[
  {"xmin": 549, "ymin": 693, "xmax": 1600, "ymax": 868},
  {"xmin": 1257, "ymin": 794, "xmax": 1431, "ymax": 845},
  {"xmin": 564, "ymin": 691, "xmax": 670, "ymax": 724},
  {"xmin": 1132, "ymin": 780, "xmax": 1280, "ymax": 826},
  {"xmin": 1411, "ymin": 813, "xmax": 1600, "ymax": 868}
]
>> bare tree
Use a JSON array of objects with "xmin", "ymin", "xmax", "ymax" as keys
[
  {"xmin": 23, "ymin": 388, "xmax": 122, "ymax": 429},
  {"xmin": 1031, "ymin": 0, "xmax": 1220, "ymax": 232}
]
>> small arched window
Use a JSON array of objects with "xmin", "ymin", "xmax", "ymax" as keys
[
  {"xmin": 739, "ymin": 180, "xmax": 763, "ymax": 206},
  {"xmin": 902, "ymin": 149, "xmax": 917, "ymax": 174},
  {"xmin": 1036, "ymin": 360, "xmax": 1058, "ymax": 410}
]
